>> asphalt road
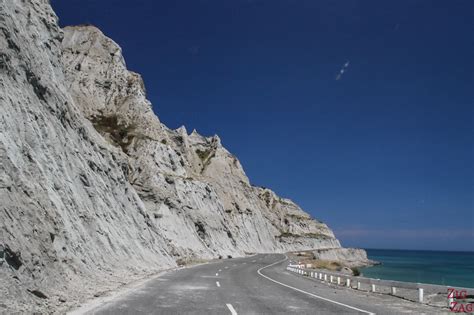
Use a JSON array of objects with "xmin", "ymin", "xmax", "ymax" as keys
[{"xmin": 83, "ymin": 254, "xmax": 444, "ymax": 314}]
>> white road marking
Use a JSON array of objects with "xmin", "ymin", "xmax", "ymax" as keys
[
  {"xmin": 216, "ymin": 273, "xmax": 219, "ymax": 276},
  {"xmin": 219, "ymin": 269, "xmax": 222, "ymax": 272},
  {"xmin": 226, "ymin": 303, "xmax": 238, "ymax": 315},
  {"xmin": 225, "ymin": 266, "xmax": 229, "ymax": 269},
  {"xmin": 216, "ymin": 281, "xmax": 221, "ymax": 287},
  {"xmin": 257, "ymin": 256, "xmax": 375, "ymax": 315}
]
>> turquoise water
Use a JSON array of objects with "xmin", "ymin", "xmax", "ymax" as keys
[{"xmin": 361, "ymin": 249, "xmax": 474, "ymax": 288}]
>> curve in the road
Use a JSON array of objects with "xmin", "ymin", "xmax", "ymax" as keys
[{"xmin": 257, "ymin": 255, "xmax": 375, "ymax": 315}]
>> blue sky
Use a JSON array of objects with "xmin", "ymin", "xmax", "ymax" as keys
[{"xmin": 51, "ymin": 0, "xmax": 473, "ymax": 251}]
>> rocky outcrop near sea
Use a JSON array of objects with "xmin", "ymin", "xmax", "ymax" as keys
[
  {"xmin": 1, "ymin": 0, "xmax": 362, "ymax": 312},
  {"xmin": 312, "ymin": 248, "xmax": 377, "ymax": 268}
]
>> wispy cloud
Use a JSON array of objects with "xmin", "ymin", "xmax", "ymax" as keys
[{"xmin": 335, "ymin": 60, "xmax": 350, "ymax": 80}]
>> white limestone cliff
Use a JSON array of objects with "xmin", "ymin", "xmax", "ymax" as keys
[
  {"xmin": 59, "ymin": 24, "xmax": 341, "ymax": 259},
  {"xmin": 1, "ymin": 1, "xmax": 355, "ymax": 313}
]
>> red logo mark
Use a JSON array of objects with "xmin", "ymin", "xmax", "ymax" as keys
[{"xmin": 448, "ymin": 288, "xmax": 474, "ymax": 313}]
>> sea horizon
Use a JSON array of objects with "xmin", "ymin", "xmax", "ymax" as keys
[
  {"xmin": 361, "ymin": 248, "xmax": 474, "ymax": 289},
  {"xmin": 364, "ymin": 247, "xmax": 474, "ymax": 254}
]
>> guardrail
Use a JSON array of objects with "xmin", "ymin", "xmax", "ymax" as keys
[{"xmin": 286, "ymin": 264, "xmax": 474, "ymax": 308}]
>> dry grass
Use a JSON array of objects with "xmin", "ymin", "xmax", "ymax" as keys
[
  {"xmin": 289, "ymin": 251, "xmax": 352, "ymax": 273},
  {"xmin": 301, "ymin": 259, "xmax": 342, "ymax": 271}
]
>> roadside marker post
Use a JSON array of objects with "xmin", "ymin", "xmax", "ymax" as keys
[
  {"xmin": 286, "ymin": 263, "xmax": 452, "ymax": 308},
  {"xmin": 418, "ymin": 288, "xmax": 424, "ymax": 303}
]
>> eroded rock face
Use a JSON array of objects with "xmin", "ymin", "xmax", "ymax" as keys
[
  {"xmin": 1, "ymin": 0, "xmax": 345, "ymax": 312},
  {"xmin": 60, "ymin": 24, "xmax": 341, "ymax": 259},
  {"xmin": 312, "ymin": 248, "xmax": 376, "ymax": 268},
  {"xmin": 0, "ymin": 1, "xmax": 173, "ymax": 312}
]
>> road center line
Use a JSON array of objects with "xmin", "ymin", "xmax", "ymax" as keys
[
  {"xmin": 216, "ymin": 281, "xmax": 221, "ymax": 287},
  {"xmin": 226, "ymin": 303, "xmax": 238, "ymax": 315},
  {"xmin": 257, "ymin": 255, "xmax": 375, "ymax": 315}
]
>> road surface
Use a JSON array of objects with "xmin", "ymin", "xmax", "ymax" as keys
[{"xmin": 81, "ymin": 254, "xmax": 443, "ymax": 314}]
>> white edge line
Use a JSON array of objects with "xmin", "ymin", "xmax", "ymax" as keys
[
  {"xmin": 226, "ymin": 303, "xmax": 238, "ymax": 315},
  {"xmin": 257, "ymin": 255, "xmax": 375, "ymax": 315},
  {"xmin": 216, "ymin": 281, "xmax": 221, "ymax": 287}
]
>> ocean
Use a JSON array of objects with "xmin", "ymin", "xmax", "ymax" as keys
[{"xmin": 361, "ymin": 249, "xmax": 474, "ymax": 289}]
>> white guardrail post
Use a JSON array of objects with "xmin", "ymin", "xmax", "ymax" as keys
[{"xmin": 287, "ymin": 265, "xmax": 474, "ymax": 306}]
